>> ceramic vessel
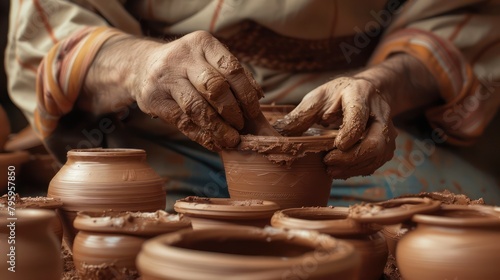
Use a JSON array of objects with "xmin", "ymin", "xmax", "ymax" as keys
[
  {"xmin": 0, "ymin": 209, "xmax": 62, "ymax": 280},
  {"xmin": 137, "ymin": 226, "xmax": 360, "ymax": 279},
  {"xmin": 220, "ymin": 128, "xmax": 337, "ymax": 209},
  {"xmin": 72, "ymin": 210, "xmax": 191, "ymax": 277},
  {"xmin": 47, "ymin": 148, "xmax": 167, "ymax": 248},
  {"xmin": 0, "ymin": 195, "xmax": 64, "ymax": 243},
  {"xmin": 173, "ymin": 196, "xmax": 280, "ymax": 229},
  {"xmin": 271, "ymin": 207, "xmax": 388, "ymax": 280},
  {"xmin": 397, "ymin": 204, "xmax": 500, "ymax": 280}
]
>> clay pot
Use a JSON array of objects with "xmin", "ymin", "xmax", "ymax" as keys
[
  {"xmin": 173, "ymin": 196, "xmax": 280, "ymax": 229},
  {"xmin": 271, "ymin": 207, "xmax": 388, "ymax": 280},
  {"xmin": 0, "ymin": 151, "xmax": 30, "ymax": 193},
  {"xmin": 0, "ymin": 194, "xmax": 64, "ymax": 243},
  {"xmin": 72, "ymin": 210, "xmax": 191, "ymax": 278},
  {"xmin": 0, "ymin": 104, "xmax": 10, "ymax": 151},
  {"xmin": 260, "ymin": 104, "xmax": 295, "ymax": 125},
  {"xmin": 220, "ymin": 129, "xmax": 337, "ymax": 209},
  {"xmin": 47, "ymin": 148, "xmax": 167, "ymax": 249},
  {"xmin": 0, "ymin": 209, "xmax": 62, "ymax": 280},
  {"xmin": 137, "ymin": 226, "xmax": 360, "ymax": 279},
  {"xmin": 397, "ymin": 204, "xmax": 500, "ymax": 280}
]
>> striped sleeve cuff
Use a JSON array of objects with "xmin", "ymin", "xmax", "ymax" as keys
[
  {"xmin": 34, "ymin": 26, "xmax": 123, "ymax": 139},
  {"xmin": 369, "ymin": 28, "xmax": 491, "ymax": 146}
]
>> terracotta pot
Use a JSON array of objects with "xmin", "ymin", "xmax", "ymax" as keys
[
  {"xmin": 72, "ymin": 210, "xmax": 191, "ymax": 278},
  {"xmin": 47, "ymin": 148, "xmax": 167, "ymax": 249},
  {"xmin": 271, "ymin": 207, "xmax": 387, "ymax": 280},
  {"xmin": 397, "ymin": 204, "xmax": 500, "ymax": 280},
  {"xmin": 173, "ymin": 196, "xmax": 280, "ymax": 229},
  {"xmin": 137, "ymin": 226, "xmax": 360, "ymax": 279},
  {"xmin": 220, "ymin": 129, "xmax": 337, "ymax": 209},
  {"xmin": 0, "ymin": 209, "xmax": 62, "ymax": 280},
  {"xmin": 0, "ymin": 104, "xmax": 10, "ymax": 151},
  {"xmin": 260, "ymin": 104, "xmax": 295, "ymax": 125},
  {"xmin": 0, "ymin": 151, "xmax": 30, "ymax": 193},
  {"xmin": 0, "ymin": 194, "xmax": 64, "ymax": 243}
]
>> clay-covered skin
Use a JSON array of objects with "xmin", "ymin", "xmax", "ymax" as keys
[
  {"xmin": 397, "ymin": 205, "xmax": 500, "ymax": 280},
  {"xmin": 137, "ymin": 226, "xmax": 361, "ymax": 279}
]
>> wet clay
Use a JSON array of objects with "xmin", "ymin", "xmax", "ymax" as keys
[
  {"xmin": 397, "ymin": 204, "xmax": 500, "ymax": 280},
  {"xmin": 174, "ymin": 196, "xmax": 279, "ymax": 229},
  {"xmin": 137, "ymin": 226, "xmax": 360, "ymax": 279},
  {"xmin": 396, "ymin": 189, "xmax": 485, "ymax": 205}
]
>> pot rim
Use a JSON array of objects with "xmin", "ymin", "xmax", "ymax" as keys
[
  {"xmin": 271, "ymin": 207, "xmax": 381, "ymax": 235},
  {"xmin": 174, "ymin": 197, "xmax": 280, "ymax": 220},
  {"xmin": 67, "ymin": 148, "xmax": 146, "ymax": 157},
  {"xmin": 73, "ymin": 210, "xmax": 192, "ymax": 236},
  {"xmin": 412, "ymin": 204, "xmax": 500, "ymax": 227},
  {"xmin": 140, "ymin": 226, "xmax": 354, "ymax": 268},
  {"xmin": 0, "ymin": 195, "xmax": 63, "ymax": 210},
  {"xmin": 0, "ymin": 208, "xmax": 55, "ymax": 226}
]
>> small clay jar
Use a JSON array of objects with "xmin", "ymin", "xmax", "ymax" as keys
[
  {"xmin": 137, "ymin": 226, "xmax": 361, "ymax": 279},
  {"xmin": 271, "ymin": 207, "xmax": 388, "ymax": 280},
  {"xmin": 72, "ymin": 210, "xmax": 191, "ymax": 277},
  {"xmin": 173, "ymin": 196, "xmax": 280, "ymax": 229},
  {"xmin": 0, "ymin": 209, "xmax": 62, "ymax": 280},
  {"xmin": 220, "ymin": 128, "xmax": 337, "ymax": 209},
  {"xmin": 397, "ymin": 204, "xmax": 500, "ymax": 280},
  {"xmin": 47, "ymin": 148, "xmax": 167, "ymax": 249},
  {"xmin": 0, "ymin": 194, "xmax": 64, "ymax": 243}
]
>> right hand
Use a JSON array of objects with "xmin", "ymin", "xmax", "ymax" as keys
[{"xmin": 133, "ymin": 31, "xmax": 264, "ymax": 150}]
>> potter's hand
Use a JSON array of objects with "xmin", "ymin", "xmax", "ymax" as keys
[
  {"xmin": 274, "ymin": 77, "xmax": 397, "ymax": 179},
  {"xmin": 274, "ymin": 54, "xmax": 440, "ymax": 179},
  {"xmin": 83, "ymin": 31, "xmax": 264, "ymax": 151}
]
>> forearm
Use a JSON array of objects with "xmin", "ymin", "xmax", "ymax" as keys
[
  {"xmin": 79, "ymin": 34, "xmax": 162, "ymax": 115},
  {"xmin": 354, "ymin": 53, "xmax": 441, "ymax": 118}
]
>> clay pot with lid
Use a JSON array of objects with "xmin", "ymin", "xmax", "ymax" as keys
[
  {"xmin": 0, "ymin": 194, "xmax": 64, "ymax": 243},
  {"xmin": 0, "ymin": 209, "xmax": 62, "ymax": 280},
  {"xmin": 137, "ymin": 226, "xmax": 360, "ymax": 279},
  {"xmin": 72, "ymin": 210, "xmax": 191, "ymax": 278},
  {"xmin": 271, "ymin": 207, "xmax": 388, "ymax": 280},
  {"xmin": 47, "ymin": 148, "xmax": 167, "ymax": 248},
  {"xmin": 396, "ymin": 204, "xmax": 500, "ymax": 280},
  {"xmin": 220, "ymin": 128, "xmax": 337, "ymax": 209},
  {"xmin": 174, "ymin": 196, "xmax": 280, "ymax": 229}
]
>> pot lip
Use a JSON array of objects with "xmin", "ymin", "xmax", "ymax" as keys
[
  {"xmin": 174, "ymin": 197, "xmax": 280, "ymax": 220},
  {"xmin": 271, "ymin": 207, "xmax": 380, "ymax": 235},
  {"xmin": 240, "ymin": 128, "xmax": 337, "ymax": 143},
  {"xmin": 67, "ymin": 148, "xmax": 145, "ymax": 157},
  {"xmin": 412, "ymin": 204, "xmax": 500, "ymax": 227},
  {"xmin": 0, "ymin": 194, "xmax": 63, "ymax": 209},
  {"xmin": 0, "ymin": 208, "xmax": 55, "ymax": 226},
  {"xmin": 348, "ymin": 197, "xmax": 442, "ymax": 225},
  {"xmin": 73, "ymin": 210, "xmax": 192, "ymax": 236},
  {"xmin": 141, "ymin": 226, "xmax": 353, "ymax": 267}
]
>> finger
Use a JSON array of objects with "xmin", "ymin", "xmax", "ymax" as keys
[
  {"xmin": 203, "ymin": 40, "xmax": 262, "ymax": 118},
  {"xmin": 188, "ymin": 65, "xmax": 244, "ymax": 130},
  {"xmin": 153, "ymin": 97, "xmax": 220, "ymax": 151},
  {"xmin": 168, "ymin": 80, "xmax": 240, "ymax": 148},
  {"xmin": 335, "ymin": 87, "xmax": 370, "ymax": 151},
  {"xmin": 273, "ymin": 91, "xmax": 324, "ymax": 136}
]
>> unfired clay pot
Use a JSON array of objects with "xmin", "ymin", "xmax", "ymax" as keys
[
  {"xmin": 173, "ymin": 196, "xmax": 280, "ymax": 229},
  {"xmin": 0, "ymin": 209, "xmax": 62, "ymax": 280},
  {"xmin": 397, "ymin": 204, "xmax": 500, "ymax": 280},
  {"xmin": 271, "ymin": 207, "xmax": 388, "ymax": 280},
  {"xmin": 72, "ymin": 210, "xmax": 191, "ymax": 277},
  {"xmin": 0, "ymin": 194, "xmax": 63, "ymax": 243},
  {"xmin": 47, "ymin": 148, "xmax": 167, "ymax": 249},
  {"xmin": 137, "ymin": 226, "xmax": 360, "ymax": 279},
  {"xmin": 220, "ymin": 128, "xmax": 337, "ymax": 209}
]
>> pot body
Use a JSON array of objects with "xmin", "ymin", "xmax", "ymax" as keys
[
  {"xmin": 137, "ymin": 226, "xmax": 360, "ymax": 279},
  {"xmin": 397, "ymin": 206, "xmax": 500, "ymax": 280},
  {"xmin": 0, "ymin": 209, "xmax": 62, "ymax": 280},
  {"xmin": 47, "ymin": 148, "xmax": 166, "ymax": 248},
  {"xmin": 221, "ymin": 150, "xmax": 331, "ymax": 209}
]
